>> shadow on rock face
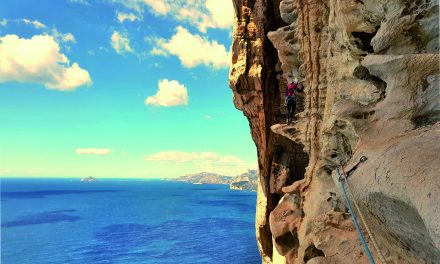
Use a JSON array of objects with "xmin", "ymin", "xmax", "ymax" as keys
[
  {"xmin": 303, "ymin": 243, "xmax": 325, "ymax": 263},
  {"xmin": 275, "ymin": 228, "xmax": 299, "ymax": 256},
  {"xmin": 367, "ymin": 192, "xmax": 440, "ymax": 263}
]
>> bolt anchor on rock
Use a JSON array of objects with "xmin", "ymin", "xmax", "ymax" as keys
[{"xmin": 344, "ymin": 156, "xmax": 368, "ymax": 179}]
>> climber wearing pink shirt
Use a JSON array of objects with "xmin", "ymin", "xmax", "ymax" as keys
[{"xmin": 285, "ymin": 78, "xmax": 303, "ymax": 124}]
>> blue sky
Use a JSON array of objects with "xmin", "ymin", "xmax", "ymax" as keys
[{"xmin": 0, "ymin": 0, "xmax": 257, "ymax": 178}]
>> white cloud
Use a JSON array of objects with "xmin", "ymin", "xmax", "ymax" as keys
[
  {"xmin": 145, "ymin": 151, "xmax": 245, "ymax": 165},
  {"xmin": 144, "ymin": 150, "xmax": 256, "ymax": 175},
  {"xmin": 22, "ymin": 19, "xmax": 46, "ymax": 29},
  {"xmin": 76, "ymin": 148, "xmax": 112, "ymax": 155},
  {"xmin": 150, "ymin": 46, "xmax": 167, "ymax": 56},
  {"xmin": 50, "ymin": 29, "xmax": 76, "ymax": 44},
  {"xmin": 0, "ymin": 19, "xmax": 8, "ymax": 27},
  {"xmin": 143, "ymin": 0, "xmax": 170, "ymax": 15},
  {"xmin": 109, "ymin": 0, "xmax": 233, "ymax": 32},
  {"xmin": 62, "ymin": 32, "xmax": 76, "ymax": 43},
  {"xmin": 0, "ymin": 34, "xmax": 92, "ymax": 90},
  {"xmin": 205, "ymin": 0, "xmax": 234, "ymax": 29},
  {"xmin": 69, "ymin": 0, "xmax": 91, "ymax": 5},
  {"xmin": 176, "ymin": 0, "xmax": 233, "ymax": 32},
  {"xmin": 204, "ymin": 114, "xmax": 212, "ymax": 119},
  {"xmin": 111, "ymin": 31, "xmax": 134, "ymax": 54},
  {"xmin": 117, "ymin": 12, "xmax": 141, "ymax": 23},
  {"xmin": 1, "ymin": 19, "xmax": 75, "ymax": 45},
  {"xmin": 110, "ymin": 0, "xmax": 170, "ymax": 15},
  {"xmin": 152, "ymin": 26, "xmax": 230, "ymax": 68},
  {"xmin": 145, "ymin": 79, "xmax": 188, "ymax": 107}
]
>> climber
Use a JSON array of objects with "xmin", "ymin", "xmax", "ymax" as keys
[{"xmin": 285, "ymin": 77, "xmax": 303, "ymax": 124}]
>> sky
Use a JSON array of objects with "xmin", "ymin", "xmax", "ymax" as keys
[{"xmin": 0, "ymin": 0, "xmax": 257, "ymax": 178}]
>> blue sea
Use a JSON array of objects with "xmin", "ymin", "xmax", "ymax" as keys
[{"xmin": 1, "ymin": 178, "xmax": 260, "ymax": 264}]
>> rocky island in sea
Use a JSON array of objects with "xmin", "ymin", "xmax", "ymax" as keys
[
  {"xmin": 175, "ymin": 170, "xmax": 258, "ymax": 191},
  {"xmin": 80, "ymin": 176, "xmax": 96, "ymax": 182}
]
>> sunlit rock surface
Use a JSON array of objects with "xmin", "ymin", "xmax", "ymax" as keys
[{"xmin": 229, "ymin": 0, "xmax": 439, "ymax": 263}]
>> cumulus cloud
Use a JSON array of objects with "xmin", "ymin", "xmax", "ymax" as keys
[
  {"xmin": 117, "ymin": 12, "xmax": 141, "ymax": 23},
  {"xmin": 205, "ymin": 0, "xmax": 234, "ymax": 29},
  {"xmin": 176, "ymin": 0, "xmax": 234, "ymax": 32},
  {"xmin": 22, "ymin": 19, "xmax": 46, "ymax": 29},
  {"xmin": 144, "ymin": 150, "xmax": 256, "ymax": 175},
  {"xmin": 145, "ymin": 79, "xmax": 188, "ymax": 107},
  {"xmin": 145, "ymin": 151, "xmax": 245, "ymax": 165},
  {"xmin": 152, "ymin": 26, "xmax": 230, "ymax": 68},
  {"xmin": 110, "ymin": 0, "xmax": 169, "ymax": 15},
  {"xmin": 76, "ymin": 148, "xmax": 112, "ymax": 155},
  {"xmin": 111, "ymin": 31, "xmax": 133, "ymax": 54},
  {"xmin": 143, "ymin": 0, "xmax": 170, "ymax": 14},
  {"xmin": 0, "ymin": 34, "xmax": 92, "ymax": 90},
  {"xmin": 109, "ymin": 0, "xmax": 233, "ymax": 32}
]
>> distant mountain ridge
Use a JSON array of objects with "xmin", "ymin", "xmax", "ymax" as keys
[
  {"xmin": 175, "ymin": 172, "xmax": 232, "ymax": 184},
  {"xmin": 175, "ymin": 170, "xmax": 258, "ymax": 191}
]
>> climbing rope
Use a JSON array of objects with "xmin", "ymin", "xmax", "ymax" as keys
[
  {"xmin": 340, "ymin": 166, "xmax": 388, "ymax": 264},
  {"xmin": 336, "ymin": 167, "xmax": 376, "ymax": 264}
]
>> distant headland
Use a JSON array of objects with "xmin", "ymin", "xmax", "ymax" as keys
[{"xmin": 174, "ymin": 170, "xmax": 258, "ymax": 192}]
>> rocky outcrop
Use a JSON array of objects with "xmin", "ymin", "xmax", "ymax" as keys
[
  {"xmin": 80, "ymin": 176, "xmax": 96, "ymax": 182},
  {"xmin": 230, "ymin": 169, "xmax": 258, "ymax": 191},
  {"xmin": 229, "ymin": 0, "xmax": 439, "ymax": 263}
]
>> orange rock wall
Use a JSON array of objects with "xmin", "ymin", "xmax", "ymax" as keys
[{"xmin": 229, "ymin": 0, "xmax": 440, "ymax": 263}]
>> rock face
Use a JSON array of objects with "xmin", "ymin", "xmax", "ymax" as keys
[
  {"xmin": 228, "ymin": 0, "xmax": 439, "ymax": 263},
  {"xmin": 230, "ymin": 169, "xmax": 258, "ymax": 191}
]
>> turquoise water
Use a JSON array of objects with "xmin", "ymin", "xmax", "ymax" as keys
[{"xmin": 1, "ymin": 178, "xmax": 260, "ymax": 263}]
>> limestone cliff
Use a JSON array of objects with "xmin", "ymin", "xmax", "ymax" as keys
[
  {"xmin": 230, "ymin": 169, "xmax": 258, "ymax": 191},
  {"xmin": 228, "ymin": 0, "xmax": 439, "ymax": 263}
]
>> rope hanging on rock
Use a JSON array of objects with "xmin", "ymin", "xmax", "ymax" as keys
[
  {"xmin": 337, "ymin": 167, "xmax": 376, "ymax": 264},
  {"xmin": 340, "ymin": 166, "xmax": 388, "ymax": 264}
]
